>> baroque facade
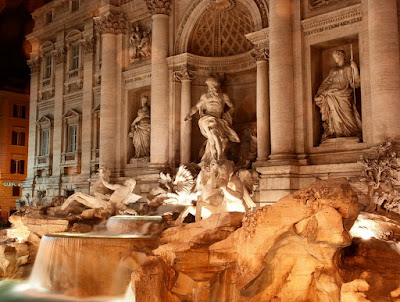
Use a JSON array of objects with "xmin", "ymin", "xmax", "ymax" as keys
[{"xmin": 24, "ymin": 0, "xmax": 400, "ymax": 205}]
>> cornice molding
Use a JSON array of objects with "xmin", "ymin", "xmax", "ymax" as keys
[
  {"xmin": 301, "ymin": 4, "xmax": 362, "ymax": 36},
  {"xmin": 166, "ymin": 51, "xmax": 256, "ymax": 74}
]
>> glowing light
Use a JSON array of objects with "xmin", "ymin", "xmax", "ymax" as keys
[
  {"xmin": 351, "ymin": 226, "xmax": 375, "ymax": 240},
  {"xmin": 350, "ymin": 216, "xmax": 377, "ymax": 240},
  {"xmin": 7, "ymin": 217, "xmax": 30, "ymax": 243}
]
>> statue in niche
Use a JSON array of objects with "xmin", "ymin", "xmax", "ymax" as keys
[
  {"xmin": 129, "ymin": 96, "xmax": 151, "ymax": 158},
  {"xmin": 128, "ymin": 22, "xmax": 152, "ymax": 62},
  {"xmin": 314, "ymin": 50, "xmax": 362, "ymax": 142},
  {"xmin": 185, "ymin": 77, "xmax": 240, "ymax": 163}
]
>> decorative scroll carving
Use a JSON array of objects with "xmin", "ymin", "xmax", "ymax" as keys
[
  {"xmin": 94, "ymin": 13, "xmax": 127, "ymax": 35},
  {"xmin": 251, "ymin": 48, "xmax": 269, "ymax": 62},
  {"xmin": 302, "ymin": 5, "xmax": 362, "ymax": 36},
  {"xmin": 144, "ymin": 0, "xmax": 171, "ymax": 15},
  {"xmin": 361, "ymin": 141, "xmax": 400, "ymax": 214},
  {"xmin": 28, "ymin": 59, "xmax": 41, "ymax": 74},
  {"xmin": 53, "ymin": 47, "xmax": 66, "ymax": 65},
  {"xmin": 174, "ymin": 69, "xmax": 195, "ymax": 82},
  {"xmin": 81, "ymin": 37, "xmax": 95, "ymax": 54},
  {"xmin": 129, "ymin": 22, "xmax": 152, "ymax": 63}
]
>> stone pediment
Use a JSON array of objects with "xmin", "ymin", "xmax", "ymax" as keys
[
  {"xmin": 63, "ymin": 108, "xmax": 80, "ymax": 119},
  {"xmin": 37, "ymin": 115, "xmax": 52, "ymax": 125}
]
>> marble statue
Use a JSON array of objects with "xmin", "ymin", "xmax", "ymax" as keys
[
  {"xmin": 100, "ymin": 177, "xmax": 142, "ymax": 215},
  {"xmin": 185, "ymin": 77, "xmax": 240, "ymax": 163},
  {"xmin": 177, "ymin": 160, "xmax": 256, "ymax": 224},
  {"xmin": 314, "ymin": 50, "xmax": 362, "ymax": 142},
  {"xmin": 129, "ymin": 96, "xmax": 151, "ymax": 158},
  {"xmin": 61, "ymin": 167, "xmax": 111, "ymax": 210},
  {"xmin": 148, "ymin": 165, "xmax": 199, "ymax": 206},
  {"xmin": 61, "ymin": 167, "xmax": 141, "ymax": 215},
  {"xmin": 16, "ymin": 193, "xmax": 30, "ymax": 210},
  {"xmin": 128, "ymin": 23, "xmax": 151, "ymax": 62}
]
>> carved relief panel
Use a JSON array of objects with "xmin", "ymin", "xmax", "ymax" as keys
[{"xmin": 128, "ymin": 20, "xmax": 152, "ymax": 64}]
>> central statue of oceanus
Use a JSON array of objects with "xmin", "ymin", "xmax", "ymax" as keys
[{"xmin": 185, "ymin": 76, "xmax": 240, "ymax": 163}]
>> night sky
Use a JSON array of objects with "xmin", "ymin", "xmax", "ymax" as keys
[{"xmin": 0, "ymin": 0, "xmax": 48, "ymax": 90}]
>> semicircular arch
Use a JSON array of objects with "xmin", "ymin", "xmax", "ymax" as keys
[{"xmin": 175, "ymin": 0, "xmax": 268, "ymax": 55}]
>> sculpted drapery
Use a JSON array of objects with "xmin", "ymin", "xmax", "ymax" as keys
[
  {"xmin": 314, "ymin": 50, "xmax": 362, "ymax": 142},
  {"xmin": 129, "ymin": 96, "xmax": 151, "ymax": 158}
]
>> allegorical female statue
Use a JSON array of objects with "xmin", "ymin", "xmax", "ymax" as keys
[
  {"xmin": 314, "ymin": 50, "xmax": 362, "ymax": 142},
  {"xmin": 129, "ymin": 96, "xmax": 150, "ymax": 158}
]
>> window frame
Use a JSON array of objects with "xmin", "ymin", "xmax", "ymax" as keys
[
  {"xmin": 71, "ymin": 44, "xmax": 80, "ymax": 70},
  {"xmin": 11, "ymin": 130, "xmax": 25, "ymax": 146},
  {"xmin": 10, "ymin": 159, "xmax": 25, "ymax": 175},
  {"xmin": 13, "ymin": 104, "xmax": 26, "ymax": 119}
]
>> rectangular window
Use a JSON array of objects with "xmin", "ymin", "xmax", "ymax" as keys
[
  {"xmin": 71, "ymin": 0, "xmax": 79, "ymax": 11},
  {"xmin": 11, "ymin": 131, "xmax": 25, "ymax": 146},
  {"xmin": 42, "ymin": 129, "xmax": 50, "ymax": 155},
  {"xmin": 13, "ymin": 105, "xmax": 26, "ymax": 119},
  {"xmin": 71, "ymin": 44, "xmax": 79, "ymax": 70},
  {"xmin": 45, "ymin": 55, "xmax": 52, "ymax": 78},
  {"xmin": 68, "ymin": 125, "xmax": 77, "ymax": 152},
  {"xmin": 12, "ymin": 186, "xmax": 20, "ymax": 197},
  {"xmin": 10, "ymin": 160, "xmax": 25, "ymax": 174}
]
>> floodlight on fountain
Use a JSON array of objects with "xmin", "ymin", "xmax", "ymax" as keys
[{"xmin": 350, "ymin": 217, "xmax": 376, "ymax": 240}]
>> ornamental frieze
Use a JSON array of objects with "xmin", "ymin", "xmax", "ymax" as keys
[
  {"xmin": 144, "ymin": 0, "xmax": 171, "ymax": 15},
  {"xmin": 94, "ymin": 13, "xmax": 127, "ymax": 35}
]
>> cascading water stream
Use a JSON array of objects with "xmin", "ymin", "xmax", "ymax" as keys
[{"xmin": 17, "ymin": 216, "xmax": 163, "ymax": 300}]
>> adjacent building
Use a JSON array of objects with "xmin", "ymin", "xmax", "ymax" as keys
[
  {"xmin": 23, "ymin": 0, "xmax": 400, "ymax": 205},
  {"xmin": 0, "ymin": 89, "xmax": 29, "ymax": 218}
]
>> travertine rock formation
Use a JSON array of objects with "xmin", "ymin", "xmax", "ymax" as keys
[{"xmin": 131, "ymin": 178, "xmax": 361, "ymax": 302}]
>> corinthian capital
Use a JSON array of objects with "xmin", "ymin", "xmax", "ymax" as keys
[
  {"xmin": 94, "ymin": 12, "xmax": 127, "ymax": 35},
  {"xmin": 251, "ymin": 48, "xmax": 269, "ymax": 62},
  {"xmin": 144, "ymin": 0, "xmax": 171, "ymax": 15},
  {"xmin": 27, "ymin": 58, "xmax": 41, "ymax": 74}
]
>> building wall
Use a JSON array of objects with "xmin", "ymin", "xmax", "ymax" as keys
[
  {"xmin": 0, "ymin": 90, "xmax": 29, "ymax": 217},
  {"xmin": 23, "ymin": 0, "xmax": 400, "ymax": 205}
]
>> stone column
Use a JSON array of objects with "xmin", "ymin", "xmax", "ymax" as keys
[
  {"xmin": 26, "ymin": 58, "xmax": 40, "ymax": 182},
  {"xmin": 269, "ymin": 0, "xmax": 295, "ymax": 159},
  {"xmin": 52, "ymin": 44, "xmax": 66, "ymax": 177},
  {"xmin": 368, "ymin": 0, "xmax": 400, "ymax": 143},
  {"xmin": 175, "ymin": 70, "xmax": 194, "ymax": 164},
  {"xmin": 95, "ymin": 11, "xmax": 126, "ymax": 170},
  {"xmin": 254, "ymin": 50, "xmax": 270, "ymax": 162},
  {"xmin": 81, "ymin": 36, "xmax": 95, "ymax": 175},
  {"xmin": 145, "ymin": 0, "xmax": 171, "ymax": 166}
]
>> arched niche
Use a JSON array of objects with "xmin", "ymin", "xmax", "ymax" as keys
[{"xmin": 175, "ymin": 0, "xmax": 269, "ymax": 55}]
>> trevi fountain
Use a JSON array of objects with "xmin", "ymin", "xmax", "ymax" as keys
[{"xmin": 2, "ymin": 0, "xmax": 400, "ymax": 301}]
